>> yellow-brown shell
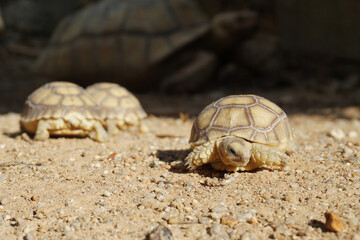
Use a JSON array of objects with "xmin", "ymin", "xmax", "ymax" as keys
[
  {"xmin": 190, "ymin": 95, "xmax": 293, "ymax": 150},
  {"xmin": 86, "ymin": 82, "xmax": 147, "ymax": 122},
  {"xmin": 21, "ymin": 81, "xmax": 102, "ymax": 132}
]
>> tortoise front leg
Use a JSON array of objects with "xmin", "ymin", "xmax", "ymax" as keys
[
  {"xmin": 251, "ymin": 143, "xmax": 289, "ymax": 170},
  {"xmin": 185, "ymin": 141, "xmax": 217, "ymax": 170},
  {"xmin": 34, "ymin": 119, "xmax": 65, "ymax": 140},
  {"xmin": 34, "ymin": 120, "xmax": 50, "ymax": 140}
]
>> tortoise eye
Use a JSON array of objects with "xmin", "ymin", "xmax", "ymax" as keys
[{"xmin": 228, "ymin": 147, "xmax": 237, "ymax": 157}]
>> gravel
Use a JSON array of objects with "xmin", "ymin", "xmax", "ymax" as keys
[{"xmin": 0, "ymin": 107, "xmax": 359, "ymax": 239}]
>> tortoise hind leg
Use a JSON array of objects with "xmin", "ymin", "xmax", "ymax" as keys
[
  {"xmin": 107, "ymin": 119, "xmax": 120, "ymax": 136},
  {"xmin": 88, "ymin": 121, "xmax": 109, "ymax": 142}
]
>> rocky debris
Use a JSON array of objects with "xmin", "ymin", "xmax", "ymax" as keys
[
  {"xmin": 328, "ymin": 129, "xmax": 346, "ymax": 140},
  {"xmin": 147, "ymin": 225, "xmax": 173, "ymax": 240},
  {"xmin": 220, "ymin": 214, "xmax": 238, "ymax": 227},
  {"xmin": 324, "ymin": 212, "xmax": 346, "ymax": 232}
]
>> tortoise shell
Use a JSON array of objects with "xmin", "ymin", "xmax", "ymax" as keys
[
  {"xmin": 189, "ymin": 95, "xmax": 293, "ymax": 150},
  {"xmin": 86, "ymin": 82, "xmax": 147, "ymax": 122},
  {"xmin": 34, "ymin": 0, "xmax": 209, "ymax": 85},
  {"xmin": 21, "ymin": 81, "xmax": 102, "ymax": 134}
]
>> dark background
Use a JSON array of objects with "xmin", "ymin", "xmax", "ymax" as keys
[{"xmin": 0, "ymin": 0, "xmax": 359, "ymax": 116}]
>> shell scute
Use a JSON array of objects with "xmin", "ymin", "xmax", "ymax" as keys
[
  {"xmin": 213, "ymin": 107, "xmax": 250, "ymax": 128},
  {"xmin": 249, "ymin": 105, "xmax": 278, "ymax": 129},
  {"xmin": 196, "ymin": 106, "xmax": 217, "ymax": 130},
  {"xmin": 86, "ymin": 82, "xmax": 147, "ymax": 124},
  {"xmin": 217, "ymin": 95, "xmax": 255, "ymax": 106}
]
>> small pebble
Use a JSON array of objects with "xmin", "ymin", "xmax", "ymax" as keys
[
  {"xmin": 103, "ymin": 191, "xmax": 112, "ymax": 197},
  {"xmin": 212, "ymin": 204, "xmax": 228, "ymax": 213},
  {"xmin": 234, "ymin": 212, "xmax": 252, "ymax": 222},
  {"xmin": 348, "ymin": 131, "xmax": 358, "ymax": 139},
  {"xmin": 38, "ymin": 225, "xmax": 47, "ymax": 233},
  {"xmin": 184, "ymin": 181, "xmax": 192, "ymax": 188},
  {"xmin": 210, "ymin": 212, "xmax": 222, "ymax": 222},
  {"xmin": 156, "ymin": 194, "xmax": 164, "ymax": 202},
  {"xmin": 149, "ymin": 160, "xmax": 160, "ymax": 168},
  {"xmin": 170, "ymin": 198, "xmax": 184, "ymax": 210},
  {"xmin": 209, "ymin": 222, "xmax": 226, "ymax": 236},
  {"xmin": 328, "ymin": 129, "xmax": 345, "ymax": 140},
  {"xmin": 221, "ymin": 215, "xmax": 238, "ymax": 227},
  {"xmin": 283, "ymin": 193, "xmax": 296, "ymax": 203},
  {"xmin": 24, "ymin": 233, "xmax": 33, "ymax": 240},
  {"xmin": 170, "ymin": 160, "xmax": 184, "ymax": 169},
  {"xmin": 0, "ymin": 198, "xmax": 9, "ymax": 205},
  {"xmin": 240, "ymin": 231, "xmax": 255, "ymax": 240},
  {"xmin": 167, "ymin": 216, "xmax": 181, "ymax": 224},
  {"xmin": 199, "ymin": 217, "xmax": 212, "ymax": 224},
  {"xmin": 324, "ymin": 212, "xmax": 346, "ymax": 232},
  {"xmin": 148, "ymin": 225, "xmax": 173, "ymax": 240},
  {"xmin": 247, "ymin": 217, "xmax": 258, "ymax": 225},
  {"xmin": 351, "ymin": 233, "xmax": 360, "ymax": 240},
  {"xmin": 31, "ymin": 195, "xmax": 39, "ymax": 201},
  {"xmin": 109, "ymin": 152, "xmax": 122, "ymax": 161}
]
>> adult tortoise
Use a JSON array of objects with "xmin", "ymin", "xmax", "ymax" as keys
[
  {"xmin": 34, "ymin": 0, "xmax": 257, "ymax": 91},
  {"xmin": 21, "ymin": 81, "xmax": 109, "ymax": 142},
  {"xmin": 86, "ymin": 82, "xmax": 148, "ymax": 135},
  {"xmin": 185, "ymin": 95, "xmax": 294, "ymax": 172}
]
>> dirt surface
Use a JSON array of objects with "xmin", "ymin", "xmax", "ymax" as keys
[
  {"xmin": 0, "ymin": 33, "xmax": 360, "ymax": 240},
  {"xmin": 0, "ymin": 107, "xmax": 360, "ymax": 240}
]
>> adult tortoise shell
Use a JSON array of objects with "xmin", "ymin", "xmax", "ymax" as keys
[
  {"xmin": 34, "ymin": 0, "xmax": 209, "ymax": 88},
  {"xmin": 186, "ymin": 95, "xmax": 294, "ymax": 172},
  {"xmin": 86, "ymin": 82, "xmax": 148, "ymax": 135},
  {"xmin": 20, "ymin": 81, "xmax": 108, "ymax": 142}
]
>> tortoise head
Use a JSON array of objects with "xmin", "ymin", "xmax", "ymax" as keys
[
  {"xmin": 217, "ymin": 137, "xmax": 252, "ymax": 167},
  {"xmin": 211, "ymin": 10, "xmax": 258, "ymax": 46}
]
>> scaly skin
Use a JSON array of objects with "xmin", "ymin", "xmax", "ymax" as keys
[
  {"xmin": 34, "ymin": 118, "xmax": 108, "ymax": 142},
  {"xmin": 185, "ymin": 137, "xmax": 289, "ymax": 172},
  {"xmin": 185, "ymin": 140, "xmax": 217, "ymax": 170},
  {"xmin": 250, "ymin": 143, "xmax": 288, "ymax": 170},
  {"xmin": 107, "ymin": 118, "xmax": 148, "ymax": 135}
]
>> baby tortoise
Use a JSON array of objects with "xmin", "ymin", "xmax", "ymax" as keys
[
  {"xmin": 86, "ymin": 82, "xmax": 148, "ymax": 135},
  {"xmin": 185, "ymin": 95, "xmax": 294, "ymax": 172},
  {"xmin": 21, "ymin": 81, "xmax": 108, "ymax": 142}
]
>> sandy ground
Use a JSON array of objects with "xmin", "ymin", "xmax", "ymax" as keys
[{"xmin": 0, "ymin": 100, "xmax": 359, "ymax": 240}]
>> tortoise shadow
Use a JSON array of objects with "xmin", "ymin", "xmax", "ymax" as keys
[
  {"xmin": 156, "ymin": 149, "xmax": 277, "ymax": 178},
  {"xmin": 308, "ymin": 219, "xmax": 327, "ymax": 232},
  {"xmin": 3, "ymin": 131, "xmax": 22, "ymax": 139},
  {"xmin": 156, "ymin": 149, "xmax": 229, "ymax": 178},
  {"xmin": 3, "ymin": 131, "xmax": 90, "ymax": 142}
]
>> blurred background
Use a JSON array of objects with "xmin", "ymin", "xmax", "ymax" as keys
[{"xmin": 0, "ymin": 0, "xmax": 359, "ymax": 117}]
